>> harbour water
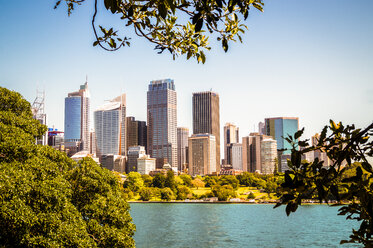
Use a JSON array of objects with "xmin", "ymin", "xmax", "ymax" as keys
[{"xmin": 130, "ymin": 203, "xmax": 360, "ymax": 248}]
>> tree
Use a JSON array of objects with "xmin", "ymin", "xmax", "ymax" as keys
[
  {"xmin": 55, "ymin": 0, "xmax": 264, "ymax": 63},
  {"xmin": 0, "ymin": 87, "xmax": 135, "ymax": 247},
  {"xmin": 191, "ymin": 177, "xmax": 205, "ymax": 189},
  {"xmin": 176, "ymin": 185, "xmax": 192, "ymax": 200},
  {"xmin": 211, "ymin": 184, "xmax": 236, "ymax": 201},
  {"xmin": 141, "ymin": 174, "xmax": 153, "ymax": 187},
  {"xmin": 218, "ymin": 175, "xmax": 239, "ymax": 189},
  {"xmin": 165, "ymin": 170, "xmax": 176, "ymax": 191},
  {"xmin": 203, "ymin": 175, "xmax": 218, "ymax": 187},
  {"xmin": 247, "ymin": 192, "xmax": 255, "ymax": 199},
  {"xmin": 160, "ymin": 187, "xmax": 175, "ymax": 201},
  {"xmin": 152, "ymin": 173, "xmax": 166, "ymax": 188},
  {"xmin": 123, "ymin": 171, "xmax": 144, "ymax": 192},
  {"xmin": 68, "ymin": 158, "xmax": 136, "ymax": 247},
  {"xmin": 138, "ymin": 187, "xmax": 154, "ymax": 201},
  {"xmin": 275, "ymin": 120, "xmax": 373, "ymax": 246},
  {"xmin": 179, "ymin": 174, "xmax": 193, "ymax": 187}
]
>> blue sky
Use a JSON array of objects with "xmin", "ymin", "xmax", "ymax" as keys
[{"xmin": 0, "ymin": 0, "xmax": 372, "ymax": 141}]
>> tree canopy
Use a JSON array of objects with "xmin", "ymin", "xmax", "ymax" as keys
[
  {"xmin": 0, "ymin": 87, "xmax": 135, "ymax": 247},
  {"xmin": 55, "ymin": 0, "xmax": 264, "ymax": 63}
]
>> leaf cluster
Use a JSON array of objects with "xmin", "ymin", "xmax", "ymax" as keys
[{"xmin": 55, "ymin": 0, "xmax": 264, "ymax": 63}]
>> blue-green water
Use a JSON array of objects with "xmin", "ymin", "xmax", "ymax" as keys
[{"xmin": 130, "ymin": 203, "xmax": 360, "ymax": 248}]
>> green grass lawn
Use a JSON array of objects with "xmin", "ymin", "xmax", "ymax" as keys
[{"xmin": 191, "ymin": 187, "xmax": 211, "ymax": 196}]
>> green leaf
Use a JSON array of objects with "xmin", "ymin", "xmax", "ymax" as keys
[
  {"xmin": 222, "ymin": 38, "xmax": 228, "ymax": 52},
  {"xmin": 93, "ymin": 41, "xmax": 99, "ymax": 46},
  {"xmin": 195, "ymin": 19, "xmax": 203, "ymax": 32},
  {"xmin": 128, "ymin": 6, "xmax": 134, "ymax": 17},
  {"xmin": 200, "ymin": 51, "xmax": 206, "ymax": 64},
  {"xmin": 104, "ymin": 0, "xmax": 112, "ymax": 10},
  {"xmin": 294, "ymin": 127, "xmax": 304, "ymax": 140},
  {"xmin": 158, "ymin": 3, "xmax": 167, "ymax": 19}
]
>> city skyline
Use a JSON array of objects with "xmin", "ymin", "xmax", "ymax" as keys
[{"xmin": 1, "ymin": 0, "xmax": 372, "ymax": 145}]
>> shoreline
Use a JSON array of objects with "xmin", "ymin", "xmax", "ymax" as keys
[{"xmin": 128, "ymin": 201, "xmax": 335, "ymax": 205}]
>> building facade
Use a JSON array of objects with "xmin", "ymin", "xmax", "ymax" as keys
[
  {"xmin": 192, "ymin": 91, "xmax": 220, "ymax": 170},
  {"xmin": 94, "ymin": 94, "xmax": 126, "ymax": 157},
  {"xmin": 126, "ymin": 117, "xmax": 148, "ymax": 153},
  {"xmin": 261, "ymin": 138, "xmax": 277, "ymax": 174},
  {"xmin": 177, "ymin": 127, "xmax": 189, "ymax": 173},
  {"xmin": 147, "ymin": 79, "xmax": 177, "ymax": 169},
  {"xmin": 265, "ymin": 117, "xmax": 299, "ymax": 172},
  {"xmin": 242, "ymin": 133, "xmax": 276, "ymax": 173},
  {"xmin": 137, "ymin": 156, "xmax": 156, "ymax": 175},
  {"xmin": 188, "ymin": 134, "xmax": 216, "ymax": 176},
  {"xmin": 64, "ymin": 81, "xmax": 90, "ymax": 152},
  {"xmin": 228, "ymin": 143, "xmax": 242, "ymax": 170},
  {"xmin": 223, "ymin": 123, "xmax": 239, "ymax": 165},
  {"xmin": 127, "ymin": 146, "xmax": 147, "ymax": 173}
]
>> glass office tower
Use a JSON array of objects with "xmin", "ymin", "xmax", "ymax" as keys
[
  {"xmin": 147, "ymin": 79, "xmax": 177, "ymax": 169},
  {"xmin": 64, "ymin": 82, "xmax": 90, "ymax": 151}
]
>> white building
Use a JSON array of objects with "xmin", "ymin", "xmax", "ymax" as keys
[
  {"xmin": 94, "ymin": 94, "xmax": 126, "ymax": 157},
  {"xmin": 229, "ymin": 143, "xmax": 242, "ymax": 170},
  {"xmin": 261, "ymin": 138, "xmax": 277, "ymax": 174},
  {"xmin": 137, "ymin": 156, "xmax": 156, "ymax": 175}
]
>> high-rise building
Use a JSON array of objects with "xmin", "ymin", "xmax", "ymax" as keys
[
  {"xmin": 192, "ymin": 91, "xmax": 220, "ymax": 170},
  {"xmin": 242, "ymin": 133, "xmax": 276, "ymax": 173},
  {"xmin": 94, "ymin": 94, "xmax": 126, "ymax": 157},
  {"xmin": 137, "ymin": 120, "xmax": 147, "ymax": 152},
  {"xmin": 265, "ymin": 117, "xmax": 299, "ymax": 172},
  {"xmin": 147, "ymin": 79, "xmax": 177, "ymax": 169},
  {"xmin": 177, "ymin": 127, "xmax": 189, "ymax": 173},
  {"xmin": 89, "ymin": 131, "xmax": 96, "ymax": 155},
  {"xmin": 261, "ymin": 138, "xmax": 277, "ymax": 174},
  {"xmin": 126, "ymin": 116, "xmax": 139, "ymax": 150},
  {"xmin": 223, "ymin": 123, "xmax": 239, "ymax": 165},
  {"xmin": 188, "ymin": 134, "xmax": 216, "ymax": 176},
  {"xmin": 126, "ymin": 117, "xmax": 148, "ymax": 153},
  {"xmin": 64, "ymin": 81, "xmax": 90, "ymax": 152},
  {"xmin": 264, "ymin": 117, "xmax": 299, "ymax": 152},
  {"xmin": 227, "ymin": 143, "xmax": 242, "ymax": 170}
]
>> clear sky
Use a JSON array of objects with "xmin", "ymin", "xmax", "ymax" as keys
[{"xmin": 1, "ymin": 0, "xmax": 372, "ymax": 142}]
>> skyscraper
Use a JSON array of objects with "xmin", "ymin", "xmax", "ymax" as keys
[
  {"xmin": 177, "ymin": 127, "xmax": 189, "ymax": 172},
  {"xmin": 261, "ymin": 138, "xmax": 277, "ymax": 174},
  {"xmin": 188, "ymin": 134, "xmax": 216, "ymax": 176},
  {"xmin": 192, "ymin": 91, "xmax": 220, "ymax": 170},
  {"xmin": 94, "ymin": 94, "xmax": 126, "ymax": 157},
  {"xmin": 126, "ymin": 116, "xmax": 147, "ymax": 153},
  {"xmin": 64, "ymin": 81, "xmax": 90, "ymax": 153},
  {"xmin": 264, "ymin": 117, "xmax": 299, "ymax": 152},
  {"xmin": 242, "ymin": 133, "xmax": 277, "ymax": 174},
  {"xmin": 265, "ymin": 117, "xmax": 299, "ymax": 172},
  {"xmin": 147, "ymin": 79, "xmax": 177, "ymax": 169},
  {"xmin": 223, "ymin": 122, "xmax": 239, "ymax": 165},
  {"xmin": 126, "ymin": 116, "xmax": 139, "ymax": 150}
]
